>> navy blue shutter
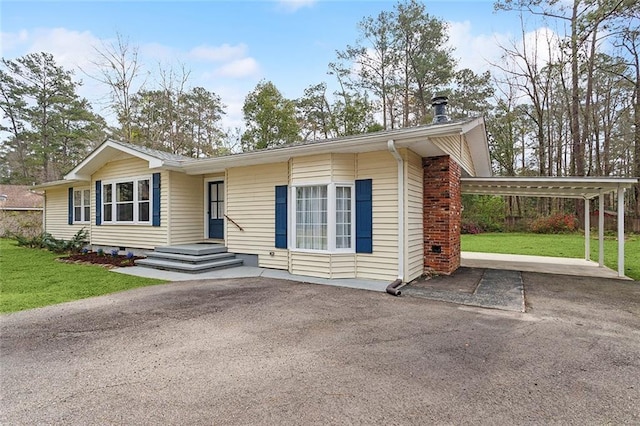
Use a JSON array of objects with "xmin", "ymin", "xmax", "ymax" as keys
[
  {"xmin": 152, "ymin": 173, "xmax": 161, "ymax": 226},
  {"xmin": 68, "ymin": 188, "xmax": 74, "ymax": 225},
  {"xmin": 355, "ymin": 179, "xmax": 373, "ymax": 253},
  {"xmin": 95, "ymin": 181, "xmax": 102, "ymax": 226},
  {"xmin": 275, "ymin": 185, "xmax": 288, "ymax": 248}
]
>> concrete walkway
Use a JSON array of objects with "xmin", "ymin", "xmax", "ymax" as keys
[
  {"xmin": 461, "ymin": 251, "xmax": 629, "ymax": 280},
  {"xmin": 403, "ymin": 269, "xmax": 526, "ymax": 312},
  {"xmin": 114, "ymin": 265, "xmax": 391, "ymax": 292}
]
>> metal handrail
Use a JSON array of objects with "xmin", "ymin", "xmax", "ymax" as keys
[{"xmin": 224, "ymin": 214, "xmax": 244, "ymax": 231}]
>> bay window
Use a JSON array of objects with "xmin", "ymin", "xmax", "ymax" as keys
[{"xmin": 292, "ymin": 183, "xmax": 354, "ymax": 252}]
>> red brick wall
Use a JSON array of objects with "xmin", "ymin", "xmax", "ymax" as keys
[{"xmin": 423, "ymin": 155, "xmax": 461, "ymax": 275}]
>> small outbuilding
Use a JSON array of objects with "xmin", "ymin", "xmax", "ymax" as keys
[{"xmin": 0, "ymin": 185, "xmax": 44, "ymax": 237}]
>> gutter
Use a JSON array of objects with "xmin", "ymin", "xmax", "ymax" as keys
[{"xmin": 387, "ymin": 140, "xmax": 405, "ymax": 296}]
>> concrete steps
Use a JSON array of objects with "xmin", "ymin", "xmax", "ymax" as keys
[{"xmin": 136, "ymin": 244, "xmax": 243, "ymax": 273}]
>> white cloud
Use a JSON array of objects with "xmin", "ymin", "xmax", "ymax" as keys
[
  {"xmin": 520, "ymin": 27, "xmax": 563, "ymax": 70},
  {"xmin": 188, "ymin": 43, "xmax": 247, "ymax": 62},
  {"xmin": 4, "ymin": 28, "xmax": 102, "ymax": 73},
  {"xmin": 277, "ymin": 0, "xmax": 316, "ymax": 13},
  {"xmin": 1, "ymin": 27, "xmax": 263, "ymax": 129},
  {"xmin": 446, "ymin": 20, "xmax": 511, "ymax": 73},
  {"xmin": 0, "ymin": 30, "xmax": 29, "ymax": 54},
  {"xmin": 213, "ymin": 57, "xmax": 260, "ymax": 78}
]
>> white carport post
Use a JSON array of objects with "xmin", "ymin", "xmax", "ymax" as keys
[
  {"xmin": 598, "ymin": 192, "xmax": 605, "ymax": 267},
  {"xmin": 584, "ymin": 197, "xmax": 590, "ymax": 261},
  {"xmin": 617, "ymin": 186, "xmax": 625, "ymax": 277}
]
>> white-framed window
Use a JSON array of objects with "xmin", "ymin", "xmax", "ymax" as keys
[
  {"xmin": 102, "ymin": 176, "xmax": 151, "ymax": 224},
  {"xmin": 291, "ymin": 183, "xmax": 355, "ymax": 252},
  {"xmin": 73, "ymin": 188, "xmax": 90, "ymax": 223}
]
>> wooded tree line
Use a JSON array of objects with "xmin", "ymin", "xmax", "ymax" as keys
[{"xmin": 1, "ymin": 0, "xmax": 638, "ymax": 217}]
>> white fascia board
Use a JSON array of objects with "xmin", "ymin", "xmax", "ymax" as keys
[
  {"xmin": 31, "ymin": 179, "xmax": 84, "ymax": 190},
  {"xmin": 64, "ymin": 140, "xmax": 168, "ymax": 180},
  {"xmin": 183, "ymin": 121, "xmax": 475, "ymax": 175}
]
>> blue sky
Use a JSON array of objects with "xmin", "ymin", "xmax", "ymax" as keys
[{"xmin": 1, "ymin": 0, "xmax": 530, "ymax": 128}]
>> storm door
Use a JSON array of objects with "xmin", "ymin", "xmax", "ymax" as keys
[{"xmin": 208, "ymin": 181, "xmax": 224, "ymax": 239}]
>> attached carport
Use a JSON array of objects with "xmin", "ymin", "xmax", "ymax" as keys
[{"xmin": 461, "ymin": 177, "xmax": 639, "ymax": 278}]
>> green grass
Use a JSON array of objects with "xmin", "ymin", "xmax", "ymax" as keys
[
  {"xmin": 461, "ymin": 232, "xmax": 640, "ymax": 281},
  {"xmin": 0, "ymin": 239, "xmax": 166, "ymax": 313}
]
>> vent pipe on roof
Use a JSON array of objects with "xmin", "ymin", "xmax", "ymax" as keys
[{"xmin": 432, "ymin": 95, "xmax": 449, "ymax": 124}]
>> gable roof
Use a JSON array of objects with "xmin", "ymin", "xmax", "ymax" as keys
[
  {"xmin": 0, "ymin": 185, "xmax": 44, "ymax": 210},
  {"xmin": 38, "ymin": 118, "xmax": 490, "ymax": 187},
  {"xmin": 64, "ymin": 140, "xmax": 193, "ymax": 181}
]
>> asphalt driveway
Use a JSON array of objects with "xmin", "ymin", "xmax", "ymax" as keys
[{"xmin": 1, "ymin": 273, "xmax": 639, "ymax": 424}]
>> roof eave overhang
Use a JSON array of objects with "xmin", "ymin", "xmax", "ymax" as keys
[
  {"xmin": 64, "ymin": 140, "xmax": 168, "ymax": 181},
  {"xmin": 183, "ymin": 118, "xmax": 489, "ymax": 175},
  {"xmin": 31, "ymin": 179, "xmax": 85, "ymax": 190}
]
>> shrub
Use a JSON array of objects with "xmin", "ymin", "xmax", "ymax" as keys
[
  {"xmin": 13, "ymin": 232, "xmax": 48, "ymax": 249},
  {"xmin": 110, "ymin": 249, "xmax": 119, "ymax": 257},
  {"xmin": 126, "ymin": 251, "xmax": 135, "ymax": 259},
  {"xmin": 97, "ymin": 248, "xmax": 104, "ymax": 257},
  {"xmin": 529, "ymin": 213, "xmax": 578, "ymax": 234},
  {"xmin": 461, "ymin": 221, "xmax": 482, "ymax": 234},
  {"xmin": 13, "ymin": 228, "xmax": 88, "ymax": 253}
]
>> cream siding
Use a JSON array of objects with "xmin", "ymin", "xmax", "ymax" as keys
[
  {"xmin": 330, "ymin": 254, "xmax": 357, "ymax": 279},
  {"xmin": 355, "ymin": 151, "xmax": 399, "ymax": 282},
  {"xmin": 431, "ymin": 135, "xmax": 475, "ymax": 175},
  {"xmin": 330, "ymin": 154, "xmax": 356, "ymax": 181},
  {"xmin": 290, "ymin": 154, "xmax": 332, "ymax": 184},
  {"xmin": 461, "ymin": 140, "xmax": 475, "ymax": 175},
  {"xmin": 203, "ymin": 172, "xmax": 225, "ymax": 180},
  {"xmin": 226, "ymin": 162, "xmax": 288, "ymax": 269},
  {"xmin": 290, "ymin": 252, "xmax": 331, "ymax": 278},
  {"xmin": 404, "ymin": 149, "xmax": 424, "ymax": 281},
  {"xmin": 289, "ymin": 253, "xmax": 357, "ymax": 279},
  {"xmin": 44, "ymin": 186, "xmax": 91, "ymax": 240},
  {"xmin": 91, "ymin": 157, "xmax": 168, "ymax": 249},
  {"xmin": 168, "ymin": 171, "xmax": 204, "ymax": 244}
]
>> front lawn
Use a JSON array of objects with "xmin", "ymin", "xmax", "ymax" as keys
[
  {"xmin": 0, "ymin": 239, "xmax": 166, "ymax": 313},
  {"xmin": 461, "ymin": 232, "xmax": 640, "ymax": 281}
]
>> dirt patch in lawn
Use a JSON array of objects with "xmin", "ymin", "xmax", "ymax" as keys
[{"xmin": 58, "ymin": 252, "xmax": 145, "ymax": 269}]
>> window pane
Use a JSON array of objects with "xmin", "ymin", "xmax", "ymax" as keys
[
  {"xmin": 74, "ymin": 207, "xmax": 81, "ymax": 221},
  {"xmin": 104, "ymin": 185, "xmax": 112, "ymax": 203},
  {"xmin": 116, "ymin": 182, "xmax": 134, "ymax": 202},
  {"xmin": 218, "ymin": 183, "xmax": 224, "ymax": 202},
  {"xmin": 336, "ymin": 186, "xmax": 352, "ymax": 249},
  {"xmin": 104, "ymin": 203, "xmax": 112, "ymax": 221},
  {"xmin": 117, "ymin": 203, "xmax": 134, "ymax": 221},
  {"xmin": 83, "ymin": 189, "xmax": 90, "ymax": 205},
  {"xmin": 217, "ymin": 203, "xmax": 224, "ymax": 219},
  {"xmin": 74, "ymin": 190, "xmax": 81, "ymax": 206},
  {"xmin": 296, "ymin": 185, "xmax": 327, "ymax": 250},
  {"xmin": 139, "ymin": 202, "xmax": 150, "ymax": 222},
  {"xmin": 84, "ymin": 206, "xmax": 90, "ymax": 221},
  {"xmin": 138, "ymin": 180, "xmax": 149, "ymax": 201}
]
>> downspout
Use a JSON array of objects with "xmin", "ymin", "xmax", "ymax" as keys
[
  {"xmin": 386, "ymin": 140, "xmax": 404, "ymax": 296},
  {"xmin": 42, "ymin": 191, "xmax": 46, "ymax": 234}
]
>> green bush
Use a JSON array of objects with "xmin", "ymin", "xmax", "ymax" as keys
[
  {"xmin": 529, "ymin": 214, "xmax": 578, "ymax": 234},
  {"xmin": 13, "ymin": 228, "xmax": 88, "ymax": 254}
]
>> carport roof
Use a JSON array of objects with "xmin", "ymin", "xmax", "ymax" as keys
[{"xmin": 461, "ymin": 176, "xmax": 639, "ymax": 199}]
